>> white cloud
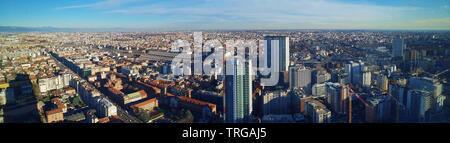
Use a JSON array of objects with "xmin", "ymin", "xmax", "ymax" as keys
[
  {"xmin": 106, "ymin": 0, "xmax": 419, "ymax": 24},
  {"xmin": 56, "ymin": 0, "xmax": 145, "ymax": 10},
  {"xmin": 58, "ymin": 0, "xmax": 443, "ymax": 30}
]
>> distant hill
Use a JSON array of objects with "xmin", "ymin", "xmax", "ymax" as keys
[{"xmin": 0, "ymin": 26, "xmax": 132, "ymax": 32}]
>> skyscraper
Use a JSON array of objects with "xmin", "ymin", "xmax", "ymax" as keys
[
  {"xmin": 362, "ymin": 71, "xmax": 371, "ymax": 88},
  {"xmin": 365, "ymin": 95, "xmax": 394, "ymax": 123},
  {"xmin": 325, "ymin": 82, "xmax": 348, "ymax": 114},
  {"xmin": 392, "ymin": 37, "xmax": 405, "ymax": 60},
  {"xmin": 409, "ymin": 76, "xmax": 443, "ymax": 98},
  {"xmin": 345, "ymin": 60, "xmax": 364, "ymax": 85},
  {"xmin": 289, "ymin": 66, "xmax": 312, "ymax": 91},
  {"xmin": 264, "ymin": 36, "xmax": 290, "ymax": 72},
  {"xmin": 264, "ymin": 36, "xmax": 290, "ymax": 85},
  {"xmin": 224, "ymin": 59, "xmax": 253, "ymax": 123},
  {"xmin": 377, "ymin": 74, "xmax": 389, "ymax": 93},
  {"xmin": 406, "ymin": 90, "xmax": 433, "ymax": 122}
]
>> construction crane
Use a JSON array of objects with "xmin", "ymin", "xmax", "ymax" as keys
[
  {"xmin": 434, "ymin": 68, "xmax": 450, "ymax": 78},
  {"xmin": 348, "ymin": 83, "xmax": 408, "ymax": 123},
  {"xmin": 348, "ymin": 84, "xmax": 371, "ymax": 123},
  {"xmin": 421, "ymin": 68, "xmax": 450, "ymax": 79}
]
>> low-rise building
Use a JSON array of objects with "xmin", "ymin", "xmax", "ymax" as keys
[{"xmin": 130, "ymin": 98, "xmax": 159, "ymax": 113}]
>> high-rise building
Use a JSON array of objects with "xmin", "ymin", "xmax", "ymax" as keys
[
  {"xmin": 264, "ymin": 36, "xmax": 290, "ymax": 85},
  {"xmin": 365, "ymin": 95, "xmax": 394, "ymax": 123},
  {"xmin": 345, "ymin": 60, "xmax": 364, "ymax": 85},
  {"xmin": 406, "ymin": 90, "xmax": 433, "ymax": 122},
  {"xmin": 409, "ymin": 76, "xmax": 442, "ymax": 98},
  {"xmin": 362, "ymin": 71, "xmax": 371, "ymax": 88},
  {"xmin": 304, "ymin": 99, "xmax": 331, "ymax": 123},
  {"xmin": 262, "ymin": 90, "xmax": 291, "ymax": 115},
  {"xmin": 264, "ymin": 36, "xmax": 290, "ymax": 72},
  {"xmin": 312, "ymin": 83, "xmax": 326, "ymax": 96},
  {"xmin": 325, "ymin": 82, "xmax": 349, "ymax": 114},
  {"xmin": 314, "ymin": 70, "xmax": 331, "ymax": 85},
  {"xmin": 0, "ymin": 88, "xmax": 6, "ymax": 105},
  {"xmin": 392, "ymin": 37, "xmax": 405, "ymax": 60},
  {"xmin": 224, "ymin": 60, "xmax": 253, "ymax": 123},
  {"xmin": 377, "ymin": 74, "xmax": 389, "ymax": 93},
  {"xmin": 289, "ymin": 66, "xmax": 311, "ymax": 91},
  {"xmin": 389, "ymin": 81, "xmax": 407, "ymax": 106}
]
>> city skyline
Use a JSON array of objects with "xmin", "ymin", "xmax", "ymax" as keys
[{"xmin": 1, "ymin": 0, "xmax": 450, "ymax": 31}]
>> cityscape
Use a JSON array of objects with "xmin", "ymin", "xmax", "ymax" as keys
[{"xmin": 0, "ymin": 0, "xmax": 449, "ymax": 124}]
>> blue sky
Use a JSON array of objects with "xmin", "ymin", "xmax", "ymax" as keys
[{"xmin": 0, "ymin": 0, "xmax": 449, "ymax": 30}]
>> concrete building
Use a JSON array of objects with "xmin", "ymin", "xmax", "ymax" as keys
[
  {"xmin": 130, "ymin": 98, "xmax": 159, "ymax": 113},
  {"xmin": 362, "ymin": 71, "xmax": 371, "ymax": 88},
  {"xmin": 377, "ymin": 74, "xmax": 389, "ymax": 93},
  {"xmin": 121, "ymin": 90, "xmax": 147, "ymax": 105},
  {"xmin": 365, "ymin": 95, "xmax": 394, "ymax": 122},
  {"xmin": 312, "ymin": 83, "xmax": 326, "ymax": 96},
  {"xmin": 38, "ymin": 74, "xmax": 72, "ymax": 93},
  {"xmin": 0, "ymin": 88, "xmax": 14, "ymax": 105},
  {"xmin": 409, "ymin": 76, "xmax": 443, "ymax": 98},
  {"xmin": 98, "ymin": 98, "xmax": 117, "ymax": 117},
  {"xmin": 325, "ymin": 82, "xmax": 349, "ymax": 114},
  {"xmin": 177, "ymin": 96, "xmax": 216, "ymax": 120},
  {"xmin": 345, "ymin": 60, "xmax": 364, "ymax": 85},
  {"xmin": 314, "ymin": 70, "xmax": 331, "ymax": 85},
  {"xmin": 389, "ymin": 81, "xmax": 407, "ymax": 106},
  {"xmin": 262, "ymin": 90, "xmax": 291, "ymax": 115},
  {"xmin": 392, "ymin": 37, "xmax": 405, "ymax": 60},
  {"xmin": 304, "ymin": 99, "xmax": 331, "ymax": 123},
  {"xmin": 289, "ymin": 66, "xmax": 311, "ymax": 91},
  {"xmin": 406, "ymin": 90, "xmax": 433, "ymax": 122},
  {"xmin": 261, "ymin": 114, "xmax": 295, "ymax": 123}
]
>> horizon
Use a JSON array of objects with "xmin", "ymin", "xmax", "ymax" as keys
[
  {"xmin": 1, "ymin": 0, "xmax": 449, "ymax": 31},
  {"xmin": 1, "ymin": 26, "xmax": 450, "ymax": 32}
]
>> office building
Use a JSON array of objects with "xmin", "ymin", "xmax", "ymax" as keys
[
  {"xmin": 264, "ymin": 36, "xmax": 290, "ymax": 85},
  {"xmin": 325, "ymin": 82, "xmax": 349, "ymax": 114},
  {"xmin": 304, "ymin": 99, "xmax": 331, "ymax": 123},
  {"xmin": 312, "ymin": 83, "xmax": 326, "ymax": 96},
  {"xmin": 345, "ymin": 60, "xmax": 364, "ymax": 85},
  {"xmin": 377, "ymin": 74, "xmax": 389, "ymax": 93},
  {"xmin": 362, "ymin": 71, "xmax": 371, "ymax": 88},
  {"xmin": 262, "ymin": 90, "xmax": 291, "ymax": 115},
  {"xmin": 392, "ymin": 37, "xmax": 405, "ymax": 60},
  {"xmin": 289, "ymin": 66, "xmax": 311, "ymax": 91},
  {"xmin": 224, "ymin": 59, "xmax": 253, "ymax": 123},
  {"xmin": 365, "ymin": 95, "xmax": 394, "ymax": 122},
  {"xmin": 264, "ymin": 36, "xmax": 290, "ymax": 72},
  {"xmin": 409, "ymin": 76, "xmax": 443, "ymax": 98},
  {"xmin": 406, "ymin": 90, "xmax": 433, "ymax": 122}
]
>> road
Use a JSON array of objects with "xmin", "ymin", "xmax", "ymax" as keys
[
  {"xmin": 50, "ymin": 53, "xmax": 143, "ymax": 123},
  {"xmin": 101, "ymin": 47, "xmax": 188, "ymax": 62}
]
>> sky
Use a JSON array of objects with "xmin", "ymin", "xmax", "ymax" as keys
[{"xmin": 0, "ymin": 0, "xmax": 449, "ymax": 30}]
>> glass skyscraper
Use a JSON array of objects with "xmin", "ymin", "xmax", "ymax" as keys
[
  {"xmin": 224, "ymin": 59, "xmax": 253, "ymax": 123},
  {"xmin": 264, "ymin": 36, "xmax": 290, "ymax": 72}
]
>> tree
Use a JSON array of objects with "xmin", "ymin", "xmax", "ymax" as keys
[
  {"xmin": 136, "ymin": 109, "xmax": 151, "ymax": 122},
  {"xmin": 71, "ymin": 96, "xmax": 86, "ymax": 108}
]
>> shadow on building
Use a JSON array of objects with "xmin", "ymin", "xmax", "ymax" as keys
[{"xmin": 3, "ymin": 74, "xmax": 40, "ymax": 123}]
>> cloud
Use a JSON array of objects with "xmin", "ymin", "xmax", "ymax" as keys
[
  {"xmin": 57, "ymin": 0, "xmax": 444, "ymax": 30},
  {"xmin": 105, "ymin": 0, "xmax": 419, "ymax": 24},
  {"xmin": 56, "ymin": 0, "xmax": 145, "ymax": 10}
]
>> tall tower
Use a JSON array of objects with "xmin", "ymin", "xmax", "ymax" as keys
[
  {"xmin": 345, "ymin": 60, "xmax": 364, "ymax": 85},
  {"xmin": 224, "ymin": 59, "xmax": 253, "ymax": 123},
  {"xmin": 264, "ymin": 36, "xmax": 289, "ymax": 72},
  {"xmin": 264, "ymin": 36, "xmax": 290, "ymax": 85},
  {"xmin": 392, "ymin": 37, "xmax": 405, "ymax": 61}
]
